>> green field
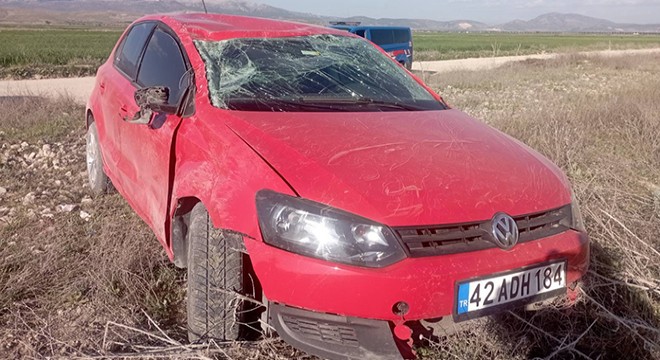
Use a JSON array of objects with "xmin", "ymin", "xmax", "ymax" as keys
[
  {"xmin": 0, "ymin": 28, "xmax": 121, "ymax": 78},
  {"xmin": 413, "ymin": 32, "xmax": 660, "ymax": 60},
  {"xmin": 1, "ymin": 28, "xmax": 660, "ymax": 78}
]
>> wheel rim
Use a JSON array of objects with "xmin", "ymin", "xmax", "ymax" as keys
[{"xmin": 86, "ymin": 128, "xmax": 100, "ymax": 186}]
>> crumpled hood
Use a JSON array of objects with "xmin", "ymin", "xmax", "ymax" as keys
[{"xmin": 224, "ymin": 109, "xmax": 571, "ymax": 226}]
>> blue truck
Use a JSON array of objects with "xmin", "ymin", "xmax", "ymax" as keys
[{"xmin": 330, "ymin": 22, "xmax": 414, "ymax": 70}]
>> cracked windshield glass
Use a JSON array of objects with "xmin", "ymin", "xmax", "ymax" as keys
[{"xmin": 195, "ymin": 35, "xmax": 446, "ymax": 112}]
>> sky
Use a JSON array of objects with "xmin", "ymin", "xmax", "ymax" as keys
[{"xmin": 259, "ymin": 0, "xmax": 660, "ymax": 24}]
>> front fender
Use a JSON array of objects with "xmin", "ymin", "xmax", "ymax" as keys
[{"xmin": 169, "ymin": 114, "xmax": 295, "ymax": 245}]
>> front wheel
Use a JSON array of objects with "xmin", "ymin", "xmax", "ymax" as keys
[{"xmin": 186, "ymin": 203, "xmax": 262, "ymax": 342}]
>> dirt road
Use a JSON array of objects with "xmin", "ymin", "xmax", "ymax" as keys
[
  {"xmin": 413, "ymin": 47, "xmax": 660, "ymax": 73},
  {"xmin": 1, "ymin": 48, "xmax": 659, "ymax": 105},
  {"xmin": 0, "ymin": 76, "xmax": 95, "ymax": 105}
]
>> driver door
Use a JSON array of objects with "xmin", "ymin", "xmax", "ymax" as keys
[{"xmin": 118, "ymin": 26, "xmax": 192, "ymax": 243}]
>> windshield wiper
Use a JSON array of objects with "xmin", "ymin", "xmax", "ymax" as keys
[
  {"xmin": 298, "ymin": 96, "xmax": 426, "ymax": 111},
  {"xmin": 225, "ymin": 97, "xmax": 350, "ymax": 112},
  {"xmin": 224, "ymin": 96, "xmax": 429, "ymax": 112}
]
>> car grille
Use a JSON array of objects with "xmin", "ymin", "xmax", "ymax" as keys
[
  {"xmin": 394, "ymin": 205, "xmax": 572, "ymax": 257},
  {"xmin": 281, "ymin": 315, "xmax": 360, "ymax": 347}
]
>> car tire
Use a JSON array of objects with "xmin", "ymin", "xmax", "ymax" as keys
[
  {"xmin": 186, "ymin": 202, "xmax": 260, "ymax": 342},
  {"xmin": 85, "ymin": 120, "xmax": 113, "ymax": 196}
]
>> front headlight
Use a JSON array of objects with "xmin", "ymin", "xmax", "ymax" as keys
[
  {"xmin": 256, "ymin": 190, "xmax": 406, "ymax": 268},
  {"xmin": 570, "ymin": 191, "xmax": 586, "ymax": 232}
]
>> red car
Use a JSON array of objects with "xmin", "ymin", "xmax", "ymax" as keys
[{"xmin": 85, "ymin": 13, "xmax": 589, "ymax": 359}]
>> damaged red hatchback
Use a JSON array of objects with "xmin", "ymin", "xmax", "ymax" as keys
[{"xmin": 85, "ymin": 13, "xmax": 590, "ymax": 359}]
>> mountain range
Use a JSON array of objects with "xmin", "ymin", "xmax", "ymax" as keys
[{"xmin": 1, "ymin": 0, "xmax": 659, "ymax": 33}]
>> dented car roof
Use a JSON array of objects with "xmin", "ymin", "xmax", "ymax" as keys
[{"xmin": 138, "ymin": 13, "xmax": 350, "ymax": 41}]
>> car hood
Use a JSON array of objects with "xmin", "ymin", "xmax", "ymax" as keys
[{"xmin": 223, "ymin": 109, "xmax": 571, "ymax": 226}]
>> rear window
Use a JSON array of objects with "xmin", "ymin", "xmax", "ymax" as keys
[
  {"xmin": 194, "ymin": 34, "xmax": 444, "ymax": 112},
  {"xmin": 369, "ymin": 29, "xmax": 410, "ymax": 46}
]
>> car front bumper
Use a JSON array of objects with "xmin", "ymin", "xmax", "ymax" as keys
[
  {"xmin": 246, "ymin": 229, "xmax": 590, "ymax": 322},
  {"xmin": 268, "ymin": 302, "xmax": 403, "ymax": 360}
]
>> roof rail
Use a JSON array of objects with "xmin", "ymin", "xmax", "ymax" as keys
[{"xmin": 329, "ymin": 21, "xmax": 362, "ymax": 26}]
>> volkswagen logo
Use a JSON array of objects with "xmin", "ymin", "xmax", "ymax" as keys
[{"xmin": 491, "ymin": 213, "xmax": 519, "ymax": 250}]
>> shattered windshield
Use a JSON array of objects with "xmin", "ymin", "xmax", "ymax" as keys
[{"xmin": 194, "ymin": 35, "xmax": 446, "ymax": 112}]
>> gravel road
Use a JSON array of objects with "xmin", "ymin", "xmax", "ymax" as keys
[
  {"xmin": 0, "ymin": 76, "xmax": 95, "ymax": 105},
  {"xmin": 412, "ymin": 48, "xmax": 660, "ymax": 73},
  {"xmin": 1, "ymin": 48, "xmax": 659, "ymax": 105}
]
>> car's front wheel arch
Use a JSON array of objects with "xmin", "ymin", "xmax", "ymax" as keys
[{"xmin": 170, "ymin": 196, "xmax": 201, "ymax": 268}]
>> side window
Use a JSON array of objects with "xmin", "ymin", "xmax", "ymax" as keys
[
  {"xmin": 115, "ymin": 22, "xmax": 155, "ymax": 80},
  {"xmin": 369, "ymin": 29, "xmax": 395, "ymax": 46},
  {"xmin": 136, "ymin": 29, "xmax": 188, "ymax": 107},
  {"xmin": 355, "ymin": 29, "xmax": 366, "ymax": 38},
  {"xmin": 393, "ymin": 30, "xmax": 411, "ymax": 44},
  {"xmin": 370, "ymin": 29, "xmax": 394, "ymax": 45}
]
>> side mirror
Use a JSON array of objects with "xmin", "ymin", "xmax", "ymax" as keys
[{"xmin": 125, "ymin": 86, "xmax": 178, "ymax": 125}]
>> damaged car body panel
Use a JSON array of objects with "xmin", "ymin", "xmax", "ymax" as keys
[
  {"xmin": 221, "ymin": 109, "xmax": 572, "ymax": 226},
  {"xmin": 85, "ymin": 12, "xmax": 590, "ymax": 360}
]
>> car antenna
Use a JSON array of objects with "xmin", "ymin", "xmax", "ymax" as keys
[{"xmin": 201, "ymin": 0, "xmax": 208, "ymax": 14}]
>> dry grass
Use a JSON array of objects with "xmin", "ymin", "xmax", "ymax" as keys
[
  {"xmin": 0, "ymin": 97, "xmax": 309, "ymax": 359},
  {"xmin": 0, "ymin": 97, "xmax": 186, "ymax": 357},
  {"xmin": 420, "ymin": 53, "xmax": 660, "ymax": 359},
  {"xmin": 0, "ymin": 53, "xmax": 659, "ymax": 359}
]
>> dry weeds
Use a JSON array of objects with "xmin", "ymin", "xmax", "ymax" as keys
[
  {"xmin": 0, "ymin": 97, "xmax": 309, "ymax": 359},
  {"xmin": 0, "ymin": 53, "xmax": 658, "ymax": 360},
  {"xmin": 420, "ymin": 53, "xmax": 660, "ymax": 359}
]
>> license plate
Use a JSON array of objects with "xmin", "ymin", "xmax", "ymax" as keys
[{"xmin": 454, "ymin": 260, "xmax": 567, "ymax": 322}]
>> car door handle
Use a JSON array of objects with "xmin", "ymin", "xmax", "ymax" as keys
[
  {"xmin": 118, "ymin": 105, "xmax": 129, "ymax": 119},
  {"xmin": 99, "ymin": 82, "xmax": 106, "ymax": 94}
]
